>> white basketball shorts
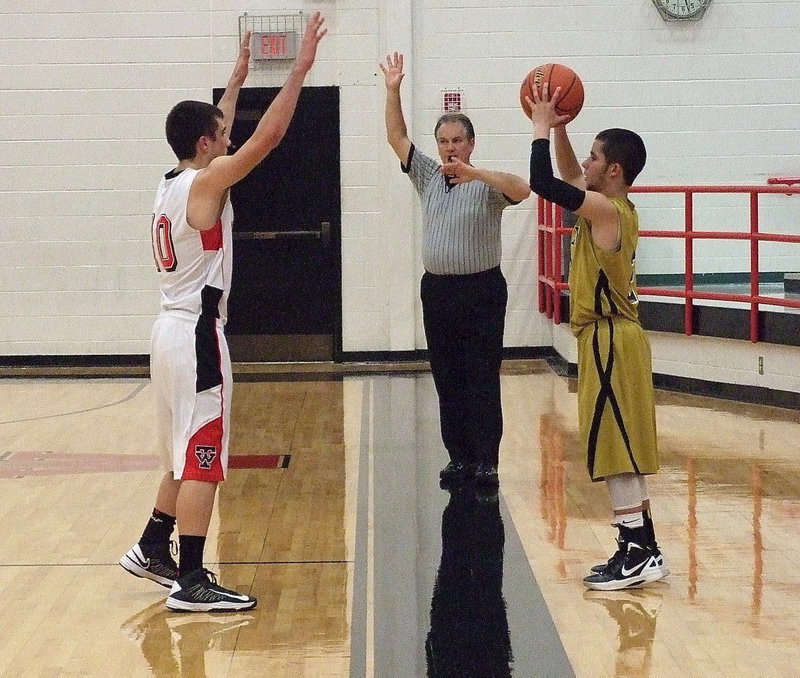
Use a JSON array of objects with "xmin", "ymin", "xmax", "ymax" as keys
[{"xmin": 150, "ymin": 311, "xmax": 231, "ymax": 481}]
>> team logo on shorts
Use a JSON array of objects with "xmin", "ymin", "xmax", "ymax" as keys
[{"xmin": 195, "ymin": 445, "xmax": 218, "ymax": 469}]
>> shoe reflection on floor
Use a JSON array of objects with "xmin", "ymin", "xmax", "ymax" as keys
[
  {"xmin": 583, "ymin": 589, "xmax": 662, "ymax": 677},
  {"xmin": 425, "ymin": 483, "xmax": 512, "ymax": 678},
  {"xmin": 120, "ymin": 599, "xmax": 255, "ymax": 677}
]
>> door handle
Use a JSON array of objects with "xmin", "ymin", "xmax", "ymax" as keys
[{"xmin": 234, "ymin": 222, "xmax": 331, "ymax": 245}]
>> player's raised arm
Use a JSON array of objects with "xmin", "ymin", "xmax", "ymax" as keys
[
  {"xmin": 527, "ymin": 84, "xmax": 619, "ymax": 249},
  {"xmin": 215, "ymin": 30, "xmax": 252, "ymax": 133},
  {"xmin": 203, "ymin": 11, "xmax": 327, "ymax": 193},
  {"xmin": 552, "ymin": 125, "xmax": 584, "ymax": 189}
]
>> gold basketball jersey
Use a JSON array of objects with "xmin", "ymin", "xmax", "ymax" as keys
[{"xmin": 568, "ymin": 197, "xmax": 640, "ymax": 334}]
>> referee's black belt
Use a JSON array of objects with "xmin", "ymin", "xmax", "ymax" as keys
[{"xmin": 423, "ymin": 265, "xmax": 501, "ymax": 279}]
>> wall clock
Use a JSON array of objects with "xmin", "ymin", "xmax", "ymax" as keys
[{"xmin": 652, "ymin": 0, "xmax": 712, "ymax": 21}]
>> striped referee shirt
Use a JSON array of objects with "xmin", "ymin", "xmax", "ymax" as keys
[{"xmin": 403, "ymin": 144, "xmax": 516, "ymax": 275}]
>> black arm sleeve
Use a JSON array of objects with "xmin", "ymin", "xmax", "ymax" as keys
[{"xmin": 529, "ymin": 138, "xmax": 586, "ymax": 212}]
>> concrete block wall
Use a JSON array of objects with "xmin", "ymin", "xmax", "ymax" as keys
[{"xmin": 1, "ymin": 1, "xmax": 798, "ymax": 395}]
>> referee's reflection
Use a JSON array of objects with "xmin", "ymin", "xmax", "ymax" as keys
[{"xmin": 426, "ymin": 485, "xmax": 512, "ymax": 678}]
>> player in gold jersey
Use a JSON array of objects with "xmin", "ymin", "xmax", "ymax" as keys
[{"xmin": 525, "ymin": 84, "xmax": 668, "ymax": 590}]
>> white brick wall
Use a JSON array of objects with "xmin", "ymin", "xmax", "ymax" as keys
[{"xmin": 0, "ymin": 1, "xmax": 798, "ymax": 393}]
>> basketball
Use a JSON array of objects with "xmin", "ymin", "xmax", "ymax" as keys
[{"xmin": 520, "ymin": 63, "xmax": 584, "ymax": 122}]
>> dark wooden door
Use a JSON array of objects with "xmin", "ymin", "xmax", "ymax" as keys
[{"xmin": 213, "ymin": 86, "xmax": 341, "ymax": 361}]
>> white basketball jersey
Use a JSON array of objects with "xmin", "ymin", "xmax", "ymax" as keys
[{"xmin": 150, "ymin": 168, "xmax": 233, "ymax": 323}]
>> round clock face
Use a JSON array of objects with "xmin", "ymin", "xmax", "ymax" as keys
[{"xmin": 653, "ymin": 0, "xmax": 710, "ymax": 19}]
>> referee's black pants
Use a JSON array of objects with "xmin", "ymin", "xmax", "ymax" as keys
[{"xmin": 421, "ymin": 266, "xmax": 507, "ymax": 468}]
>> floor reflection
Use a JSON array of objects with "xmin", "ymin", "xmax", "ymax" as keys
[
  {"xmin": 426, "ymin": 485, "xmax": 512, "ymax": 678},
  {"xmin": 6, "ymin": 367, "xmax": 797, "ymax": 676},
  {"xmin": 121, "ymin": 600, "xmax": 254, "ymax": 677},
  {"xmin": 583, "ymin": 589, "xmax": 661, "ymax": 677}
]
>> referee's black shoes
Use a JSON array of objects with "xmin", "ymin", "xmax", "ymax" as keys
[
  {"xmin": 439, "ymin": 460, "xmax": 499, "ymax": 488},
  {"xmin": 439, "ymin": 460, "xmax": 476, "ymax": 485},
  {"xmin": 474, "ymin": 463, "xmax": 499, "ymax": 487}
]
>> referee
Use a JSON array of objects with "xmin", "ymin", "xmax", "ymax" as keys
[{"xmin": 380, "ymin": 53, "xmax": 530, "ymax": 486}]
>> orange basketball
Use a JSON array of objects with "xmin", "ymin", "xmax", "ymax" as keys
[{"xmin": 520, "ymin": 63, "xmax": 584, "ymax": 122}]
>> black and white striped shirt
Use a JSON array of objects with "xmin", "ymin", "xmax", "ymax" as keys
[{"xmin": 403, "ymin": 144, "xmax": 514, "ymax": 275}]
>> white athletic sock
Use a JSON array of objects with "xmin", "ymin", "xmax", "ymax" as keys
[{"xmin": 616, "ymin": 512, "xmax": 645, "ymax": 529}]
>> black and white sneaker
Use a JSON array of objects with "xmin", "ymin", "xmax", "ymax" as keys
[
  {"xmin": 590, "ymin": 542, "xmax": 670, "ymax": 578},
  {"xmin": 166, "ymin": 569, "xmax": 257, "ymax": 613},
  {"xmin": 648, "ymin": 547, "xmax": 670, "ymax": 578},
  {"xmin": 120, "ymin": 542, "xmax": 178, "ymax": 588},
  {"xmin": 589, "ymin": 536, "xmax": 627, "ymax": 574},
  {"xmin": 583, "ymin": 541, "xmax": 666, "ymax": 591}
]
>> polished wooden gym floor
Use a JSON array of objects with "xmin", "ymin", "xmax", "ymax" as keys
[{"xmin": 2, "ymin": 360, "xmax": 800, "ymax": 677}]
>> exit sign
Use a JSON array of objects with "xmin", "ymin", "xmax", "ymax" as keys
[{"xmin": 252, "ymin": 31, "xmax": 297, "ymax": 60}]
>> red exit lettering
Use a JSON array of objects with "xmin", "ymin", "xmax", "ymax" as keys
[{"xmin": 260, "ymin": 33, "xmax": 287, "ymax": 57}]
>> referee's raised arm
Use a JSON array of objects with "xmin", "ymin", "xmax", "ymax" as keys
[{"xmin": 380, "ymin": 52, "xmax": 412, "ymax": 164}]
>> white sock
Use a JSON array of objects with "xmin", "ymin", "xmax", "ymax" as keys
[{"xmin": 616, "ymin": 512, "xmax": 645, "ymax": 529}]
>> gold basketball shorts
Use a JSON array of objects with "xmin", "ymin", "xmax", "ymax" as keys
[{"xmin": 575, "ymin": 316, "xmax": 658, "ymax": 481}]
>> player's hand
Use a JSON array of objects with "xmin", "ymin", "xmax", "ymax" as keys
[
  {"xmin": 526, "ymin": 82, "xmax": 571, "ymax": 131},
  {"xmin": 379, "ymin": 52, "xmax": 405, "ymax": 91},
  {"xmin": 295, "ymin": 11, "xmax": 327, "ymax": 74},
  {"xmin": 439, "ymin": 157, "xmax": 477, "ymax": 184},
  {"xmin": 229, "ymin": 30, "xmax": 251, "ymax": 87}
]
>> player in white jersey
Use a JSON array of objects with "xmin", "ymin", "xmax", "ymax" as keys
[
  {"xmin": 120, "ymin": 13, "xmax": 327, "ymax": 613},
  {"xmin": 149, "ymin": 166, "xmax": 234, "ymax": 485}
]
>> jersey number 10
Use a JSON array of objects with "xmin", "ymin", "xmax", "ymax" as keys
[{"xmin": 152, "ymin": 214, "xmax": 177, "ymax": 273}]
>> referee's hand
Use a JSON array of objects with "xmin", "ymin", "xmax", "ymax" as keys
[{"xmin": 439, "ymin": 157, "xmax": 476, "ymax": 185}]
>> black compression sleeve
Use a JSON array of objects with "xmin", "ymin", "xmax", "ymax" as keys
[{"xmin": 529, "ymin": 138, "xmax": 586, "ymax": 212}]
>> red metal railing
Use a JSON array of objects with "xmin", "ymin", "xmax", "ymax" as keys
[{"xmin": 537, "ymin": 182, "xmax": 800, "ymax": 342}]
